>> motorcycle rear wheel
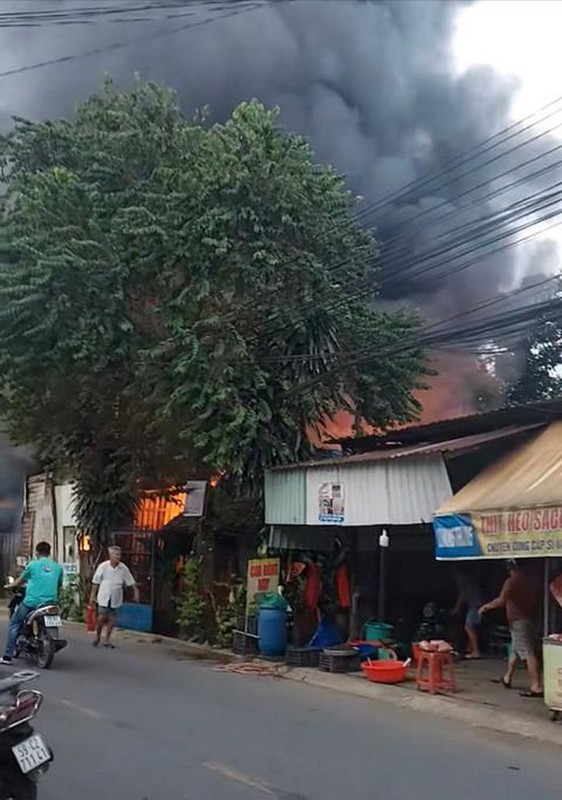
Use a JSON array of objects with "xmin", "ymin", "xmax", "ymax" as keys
[
  {"xmin": 35, "ymin": 631, "xmax": 55, "ymax": 670},
  {"xmin": 0, "ymin": 768, "xmax": 38, "ymax": 800}
]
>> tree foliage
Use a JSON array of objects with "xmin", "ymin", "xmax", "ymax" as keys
[
  {"xmin": 0, "ymin": 79, "xmax": 426, "ymax": 542},
  {"xmin": 507, "ymin": 312, "xmax": 562, "ymax": 405}
]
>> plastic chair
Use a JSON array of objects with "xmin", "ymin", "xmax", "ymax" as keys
[{"xmin": 416, "ymin": 651, "xmax": 457, "ymax": 694}]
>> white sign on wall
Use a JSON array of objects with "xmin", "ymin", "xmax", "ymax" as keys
[{"xmin": 318, "ymin": 482, "xmax": 345, "ymax": 524}]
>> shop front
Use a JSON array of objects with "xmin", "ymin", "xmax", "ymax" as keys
[
  {"xmin": 433, "ymin": 421, "xmax": 562, "ymax": 715},
  {"xmin": 265, "ymin": 445, "xmax": 455, "ymax": 642}
]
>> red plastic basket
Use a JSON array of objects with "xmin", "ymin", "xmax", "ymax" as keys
[{"xmin": 361, "ymin": 660, "xmax": 408, "ymax": 685}]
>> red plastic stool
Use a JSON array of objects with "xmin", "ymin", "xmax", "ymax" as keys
[{"xmin": 416, "ymin": 651, "xmax": 457, "ymax": 695}]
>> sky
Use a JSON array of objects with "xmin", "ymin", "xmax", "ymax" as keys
[
  {"xmin": 454, "ymin": 1, "xmax": 562, "ymax": 119},
  {"xmin": 454, "ymin": 0, "xmax": 562, "ymax": 282}
]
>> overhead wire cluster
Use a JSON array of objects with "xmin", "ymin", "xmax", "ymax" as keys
[
  {"xmin": 246, "ymin": 94, "xmax": 562, "ymax": 376},
  {"xmin": 0, "ymin": 1, "xmax": 269, "ymax": 79},
  {"xmin": 0, "ymin": 1, "xmax": 248, "ymax": 27},
  {"xmin": 0, "ymin": 0, "xmax": 561, "ymax": 387}
]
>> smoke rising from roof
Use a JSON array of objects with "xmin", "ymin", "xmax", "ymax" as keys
[{"xmin": 0, "ymin": 0, "xmax": 560, "ymax": 322}]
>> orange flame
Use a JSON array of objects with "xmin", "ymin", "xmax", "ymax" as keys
[{"xmin": 310, "ymin": 352, "xmax": 489, "ymax": 443}]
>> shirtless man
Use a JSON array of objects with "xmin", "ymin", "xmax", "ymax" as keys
[{"xmin": 480, "ymin": 561, "xmax": 542, "ymax": 698}]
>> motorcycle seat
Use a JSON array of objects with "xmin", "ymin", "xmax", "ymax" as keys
[{"xmin": 0, "ymin": 671, "xmax": 37, "ymax": 697}]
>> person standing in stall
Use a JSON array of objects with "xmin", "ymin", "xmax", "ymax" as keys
[
  {"xmin": 452, "ymin": 566, "xmax": 483, "ymax": 659},
  {"xmin": 480, "ymin": 560, "xmax": 543, "ymax": 698}
]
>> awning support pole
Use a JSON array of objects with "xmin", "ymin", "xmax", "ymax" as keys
[{"xmin": 544, "ymin": 558, "xmax": 550, "ymax": 638}]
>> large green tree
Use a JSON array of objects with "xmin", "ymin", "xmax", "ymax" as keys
[
  {"xmin": 507, "ymin": 313, "xmax": 562, "ymax": 405},
  {"xmin": 0, "ymin": 80, "xmax": 426, "ymax": 543}
]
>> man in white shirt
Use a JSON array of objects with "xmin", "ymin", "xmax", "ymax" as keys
[{"xmin": 90, "ymin": 546, "xmax": 139, "ymax": 648}]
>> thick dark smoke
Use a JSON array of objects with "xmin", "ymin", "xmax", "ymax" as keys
[
  {"xmin": 0, "ymin": 435, "xmax": 31, "ymax": 536},
  {"xmin": 0, "ymin": 0, "xmax": 560, "ymax": 322}
]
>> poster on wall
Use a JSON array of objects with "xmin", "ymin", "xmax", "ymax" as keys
[
  {"xmin": 318, "ymin": 482, "xmax": 345, "ymax": 524},
  {"xmin": 62, "ymin": 562, "xmax": 78, "ymax": 587},
  {"xmin": 434, "ymin": 506, "xmax": 562, "ymax": 560},
  {"xmin": 246, "ymin": 558, "xmax": 280, "ymax": 613}
]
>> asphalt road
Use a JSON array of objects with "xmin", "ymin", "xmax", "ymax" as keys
[{"xmin": 1, "ymin": 621, "xmax": 562, "ymax": 800}]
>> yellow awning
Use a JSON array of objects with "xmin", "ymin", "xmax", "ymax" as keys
[
  {"xmin": 434, "ymin": 422, "xmax": 562, "ymax": 560},
  {"xmin": 436, "ymin": 421, "xmax": 562, "ymax": 515}
]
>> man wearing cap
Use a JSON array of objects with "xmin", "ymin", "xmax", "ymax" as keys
[
  {"xmin": 90, "ymin": 546, "xmax": 139, "ymax": 648},
  {"xmin": 480, "ymin": 561, "xmax": 542, "ymax": 697}
]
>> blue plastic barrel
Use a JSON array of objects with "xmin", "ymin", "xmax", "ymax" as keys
[{"xmin": 258, "ymin": 608, "xmax": 287, "ymax": 657}]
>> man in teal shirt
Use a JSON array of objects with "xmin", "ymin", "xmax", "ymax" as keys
[{"xmin": 1, "ymin": 541, "xmax": 63, "ymax": 665}]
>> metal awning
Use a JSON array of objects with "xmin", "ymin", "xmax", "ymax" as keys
[{"xmin": 433, "ymin": 421, "xmax": 562, "ymax": 560}]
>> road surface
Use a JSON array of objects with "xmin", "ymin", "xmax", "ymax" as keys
[{"xmin": 1, "ymin": 621, "xmax": 561, "ymax": 800}]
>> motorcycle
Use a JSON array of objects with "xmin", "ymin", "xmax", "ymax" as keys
[
  {"xmin": 0, "ymin": 670, "xmax": 52, "ymax": 799},
  {"xmin": 7, "ymin": 586, "xmax": 67, "ymax": 670},
  {"xmin": 413, "ymin": 600, "xmax": 448, "ymax": 643}
]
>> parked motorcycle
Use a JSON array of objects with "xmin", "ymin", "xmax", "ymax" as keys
[
  {"xmin": 7, "ymin": 586, "xmax": 67, "ymax": 670},
  {"xmin": 413, "ymin": 600, "xmax": 448, "ymax": 643},
  {"xmin": 0, "ymin": 670, "xmax": 52, "ymax": 799}
]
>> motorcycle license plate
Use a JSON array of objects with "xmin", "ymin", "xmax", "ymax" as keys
[
  {"xmin": 44, "ymin": 615, "xmax": 61, "ymax": 627},
  {"xmin": 12, "ymin": 733, "xmax": 51, "ymax": 774}
]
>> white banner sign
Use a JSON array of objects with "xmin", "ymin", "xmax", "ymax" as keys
[{"xmin": 183, "ymin": 481, "xmax": 207, "ymax": 517}]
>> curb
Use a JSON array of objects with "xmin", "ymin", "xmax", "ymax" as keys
[
  {"xmin": 282, "ymin": 667, "xmax": 562, "ymax": 747},
  {"xmin": 114, "ymin": 629, "xmax": 237, "ymax": 663},
  {"xmin": 112, "ymin": 627, "xmax": 562, "ymax": 746},
  {"xmin": 0, "ymin": 605, "xmax": 237, "ymax": 664},
  {"xmin": 2, "ymin": 607, "xmax": 560, "ymax": 746}
]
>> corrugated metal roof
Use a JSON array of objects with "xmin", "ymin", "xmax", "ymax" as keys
[
  {"xmin": 265, "ymin": 454, "xmax": 451, "ymax": 526},
  {"xmin": 435, "ymin": 421, "xmax": 562, "ymax": 515},
  {"xmin": 270, "ymin": 425, "xmax": 541, "ymax": 471},
  {"xmin": 337, "ymin": 397, "xmax": 562, "ymax": 451}
]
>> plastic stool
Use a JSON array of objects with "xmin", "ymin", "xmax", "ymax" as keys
[{"xmin": 416, "ymin": 651, "xmax": 457, "ymax": 694}]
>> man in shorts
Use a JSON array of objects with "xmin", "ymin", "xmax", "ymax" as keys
[
  {"xmin": 1, "ymin": 542, "xmax": 63, "ymax": 665},
  {"xmin": 452, "ymin": 567, "xmax": 483, "ymax": 659},
  {"xmin": 480, "ymin": 560, "xmax": 542, "ymax": 697},
  {"xmin": 90, "ymin": 546, "xmax": 139, "ymax": 648}
]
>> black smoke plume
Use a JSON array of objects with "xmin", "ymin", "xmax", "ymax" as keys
[{"xmin": 0, "ymin": 0, "xmax": 560, "ymax": 322}]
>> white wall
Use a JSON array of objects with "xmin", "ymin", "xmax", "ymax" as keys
[{"xmin": 54, "ymin": 483, "xmax": 79, "ymax": 566}]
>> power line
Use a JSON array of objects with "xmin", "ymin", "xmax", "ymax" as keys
[
  {"xmin": 281, "ymin": 276, "xmax": 562, "ymax": 399},
  {"xmin": 0, "ymin": 1, "xmax": 270, "ymax": 79},
  {"xmin": 372, "ymin": 127, "xmax": 562, "ymax": 264},
  {"xmin": 222, "ymin": 109, "xmax": 562, "ymax": 337},
  {"xmin": 352, "ymin": 93, "xmax": 562, "ymax": 225},
  {"xmin": 0, "ymin": 2, "xmax": 252, "ymax": 27},
  {"xmin": 3, "ymin": 15, "xmax": 562, "ymax": 360},
  {"xmin": 262, "ymin": 273, "xmax": 561, "ymax": 366},
  {"xmin": 259, "ymin": 177, "xmax": 562, "ymax": 344}
]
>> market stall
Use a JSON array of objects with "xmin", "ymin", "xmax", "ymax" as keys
[{"xmin": 433, "ymin": 421, "xmax": 562, "ymax": 717}]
